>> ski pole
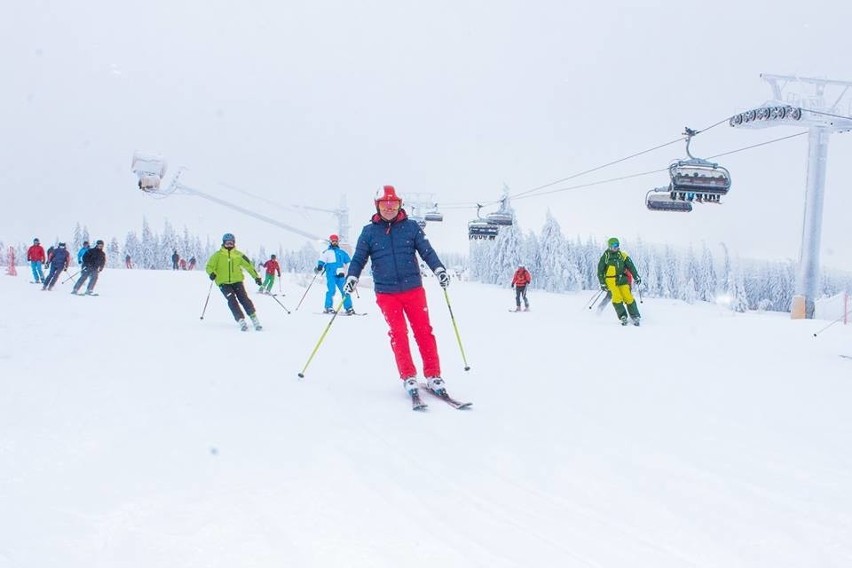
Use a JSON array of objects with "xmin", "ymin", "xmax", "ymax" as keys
[
  {"xmin": 298, "ymin": 298, "xmax": 345, "ymax": 378},
  {"xmin": 270, "ymin": 293, "xmax": 291, "ymax": 314},
  {"xmin": 442, "ymin": 288, "xmax": 471, "ymax": 371},
  {"xmin": 200, "ymin": 280, "xmax": 214, "ymax": 320},
  {"xmin": 62, "ymin": 271, "xmax": 79, "ymax": 284},
  {"xmin": 812, "ymin": 307, "xmax": 852, "ymax": 337},
  {"xmin": 296, "ymin": 270, "xmax": 320, "ymax": 311},
  {"xmin": 636, "ymin": 283, "xmax": 644, "ymax": 304},
  {"xmin": 278, "ymin": 276, "xmax": 283, "ymax": 296},
  {"xmin": 586, "ymin": 289, "xmax": 604, "ymax": 310}
]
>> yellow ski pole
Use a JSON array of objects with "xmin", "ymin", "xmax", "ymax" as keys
[
  {"xmin": 442, "ymin": 288, "xmax": 471, "ymax": 371},
  {"xmin": 297, "ymin": 298, "xmax": 345, "ymax": 378}
]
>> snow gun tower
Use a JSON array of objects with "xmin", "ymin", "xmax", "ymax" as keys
[
  {"xmin": 131, "ymin": 152, "xmax": 324, "ymax": 242},
  {"xmin": 729, "ymin": 75, "xmax": 852, "ymax": 319}
]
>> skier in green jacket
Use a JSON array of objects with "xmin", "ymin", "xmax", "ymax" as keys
[
  {"xmin": 597, "ymin": 237, "xmax": 642, "ymax": 326},
  {"xmin": 205, "ymin": 232, "xmax": 264, "ymax": 331}
]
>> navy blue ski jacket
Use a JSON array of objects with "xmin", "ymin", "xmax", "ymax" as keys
[{"xmin": 348, "ymin": 210, "xmax": 444, "ymax": 294}]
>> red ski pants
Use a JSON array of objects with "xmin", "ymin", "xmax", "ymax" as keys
[{"xmin": 375, "ymin": 286, "xmax": 441, "ymax": 380}]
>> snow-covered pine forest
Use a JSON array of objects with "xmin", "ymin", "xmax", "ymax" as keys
[{"xmin": 4, "ymin": 215, "xmax": 851, "ymax": 314}]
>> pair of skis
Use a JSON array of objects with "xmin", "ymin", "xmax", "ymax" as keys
[{"xmin": 410, "ymin": 384, "xmax": 472, "ymax": 411}]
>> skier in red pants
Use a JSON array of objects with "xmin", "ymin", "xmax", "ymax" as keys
[{"xmin": 343, "ymin": 185, "xmax": 451, "ymax": 401}]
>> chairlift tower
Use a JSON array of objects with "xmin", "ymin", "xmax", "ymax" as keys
[
  {"xmin": 291, "ymin": 196, "xmax": 351, "ymax": 244},
  {"xmin": 729, "ymin": 74, "xmax": 852, "ymax": 319}
]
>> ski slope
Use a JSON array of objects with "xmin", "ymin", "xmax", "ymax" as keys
[{"xmin": 1, "ymin": 269, "xmax": 851, "ymax": 567}]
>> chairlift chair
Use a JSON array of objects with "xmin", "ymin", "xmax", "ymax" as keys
[
  {"xmin": 467, "ymin": 220, "xmax": 499, "ymax": 240},
  {"xmin": 668, "ymin": 127, "xmax": 732, "ymax": 198},
  {"xmin": 424, "ymin": 206, "xmax": 444, "ymax": 222},
  {"xmin": 484, "ymin": 212, "xmax": 514, "ymax": 226},
  {"xmin": 645, "ymin": 190, "xmax": 693, "ymax": 213}
]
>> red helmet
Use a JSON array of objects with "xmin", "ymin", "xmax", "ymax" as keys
[
  {"xmin": 374, "ymin": 185, "xmax": 402, "ymax": 207},
  {"xmin": 329, "ymin": 234, "xmax": 339, "ymax": 243}
]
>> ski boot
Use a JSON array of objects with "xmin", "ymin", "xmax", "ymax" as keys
[
  {"xmin": 631, "ymin": 316, "xmax": 641, "ymax": 327},
  {"xmin": 322, "ymin": 308, "xmax": 335, "ymax": 314},
  {"xmin": 620, "ymin": 315, "xmax": 629, "ymax": 326},
  {"xmin": 250, "ymin": 313, "xmax": 263, "ymax": 331},
  {"xmin": 345, "ymin": 308, "xmax": 356, "ymax": 315},
  {"xmin": 427, "ymin": 377, "xmax": 447, "ymax": 396},
  {"xmin": 403, "ymin": 378, "xmax": 418, "ymax": 395},
  {"xmin": 238, "ymin": 318, "xmax": 249, "ymax": 332}
]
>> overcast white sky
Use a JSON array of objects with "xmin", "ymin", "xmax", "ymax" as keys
[{"xmin": 3, "ymin": 1, "xmax": 852, "ymax": 268}]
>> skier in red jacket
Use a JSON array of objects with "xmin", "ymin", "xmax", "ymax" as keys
[
  {"xmin": 26, "ymin": 238, "xmax": 46, "ymax": 284},
  {"xmin": 511, "ymin": 265, "xmax": 532, "ymax": 311}
]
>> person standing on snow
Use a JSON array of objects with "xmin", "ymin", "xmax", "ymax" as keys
[
  {"xmin": 205, "ymin": 233, "xmax": 264, "ymax": 331},
  {"xmin": 597, "ymin": 237, "xmax": 642, "ymax": 326},
  {"xmin": 72, "ymin": 239, "xmax": 106, "ymax": 295},
  {"xmin": 171, "ymin": 250, "xmax": 180, "ymax": 270},
  {"xmin": 343, "ymin": 185, "xmax": 451, "ymax": 399},
  {"xmin": 42, "ymin": 242, "xmax": 70, "ymax": 291},
  {"xmin": 511, "ymin": 264, "xmax": 532, "ymax": 311},
  {"xmin": 26, "ymin": 238, "xmax": 46, "ymax": 284},
  {"xmin": 315, "ymin": 234, "xmax": 355, "ymax": 315},
  {"xmin": 259, "ymin": 254, "xmax": 281, "ymax": 294},
  {"xmin": 76, "ymin": 241, "xmax": 90, "ymax": 267}
]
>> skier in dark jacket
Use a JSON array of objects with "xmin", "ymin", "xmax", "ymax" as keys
[
  {"xmin": 343, "ymin": 185, "xmax": 450, "ymax": 400},
  {"xmin": 42, "ymin": 243, "xmax": 70, "ymax": 291},
  {"xmin": 72, "ymin": 240, "xmax": 107, "ymax": 295}
]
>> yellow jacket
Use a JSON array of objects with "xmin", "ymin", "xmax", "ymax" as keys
[{"xmin": 205, "ymin": 247, "xmax": 260, "ymax": 285}]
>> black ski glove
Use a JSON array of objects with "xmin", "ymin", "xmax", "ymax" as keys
[
  {"xmin": 600, "ymin": 283, "xmax": 607, "ymax": 291},
  {"xmin": 209, "ymin": 272, "xmax": 216, "ymax": 281},
  {"xmin": 255, "ymin": 277, "xmax": 263, "ymax": 286}
]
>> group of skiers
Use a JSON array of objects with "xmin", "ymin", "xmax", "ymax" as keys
[
  {"xmin": 22, "ymin": 185, "xmax": 643, "ymax": 410},
  {"xmin": 199, "ymin": 185, "xmax": 645, "ymax": 409},
  {"xmin": 171, "ymin": 250, "xmax": 197, "ymax": 271},
  {"xmin": 26, "ymin": 238, "xmax": 107, "ymax": 294},
  {"xmin": 203, "ymin": 185, "xmax": 453, "ymax": 403}
]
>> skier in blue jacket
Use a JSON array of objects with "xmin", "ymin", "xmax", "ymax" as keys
[
  {"xmin": 343, "ymin": 185, "xmax": 450, "ymax": 400},
  {"xmin": 315, "ymin": 234, "xmax": 355, "ymax": 315}
]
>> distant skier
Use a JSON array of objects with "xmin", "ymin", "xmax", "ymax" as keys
[
  {"xmin": 597, "ymin": 237, "xmax": 642, "ymax": 326},
  {"xmin": 315, "ymin": 234, "xmax": 354, "ymax": 315},
  {"xmin": 187, "ymin": 256, "xmax": 196, "ymax": 271},
  {"xmin": 125, "ymin": 254, "xmax": 133, "ymax": 269},
  {"xmin": 259, "ymin": 254, "xmax": 281, "ymax": 294},
  {"xmin": 343, "ymin": 185, "xmax": 451, "ymax": 400},
  {"xmin": 26, "ymin": 238, "xmax": 46, "ymax": 283},
  {"xmin": 511, "ymin": 264, "xmax": 532, "ymax": 311},
  {"xmin": 72, "ymin": 239, "xmax": 106, "ymax": 295},
  {"xmin": 76, "ymin": 241, "xmax": 90, "ymax": 267},
  {"xmin": 42, "ymin": 242, "xmax": 70, "ymax": 291},
  {"xmin": 172, "ymin": 250, "xmax": 180, "ymax": 270},
  {"xmin": 205, "ymin": 232, "xmax": 264, "ymax": 331}
]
